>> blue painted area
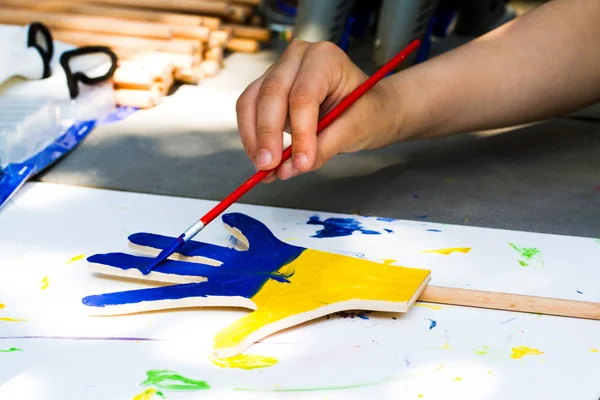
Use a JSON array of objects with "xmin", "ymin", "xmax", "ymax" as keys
[
  {"xmin": 427, "ymin": 229, "xmax": 442, "ymax": 233},
  {"xmin": 376, "ymin": 217, "xmax": 395, "ymax": 222},
  {"xmin": 415, "ymin": 215, "xmax": 428, "ymax": 219},
  {"xmin": 83, "ymin": 213, "xmax": 304, "ymax": 308},
  {"xmin": 577, "ymin": 290, "xmax": 583, "ymax": 294},
  {"xmin": 357, "ymin": 312, "xmax": 369, "ymax": 320},
  {"xmin": 307, "ymin": 215, "xmax": 380, "ymax": 238},
  {"xmin": 428, "ymin": 318, "xmax": 437, "ymax": 330},
  {"xmin": 384, "ymin": 229, "xmax": 394, "ymax": 233}
]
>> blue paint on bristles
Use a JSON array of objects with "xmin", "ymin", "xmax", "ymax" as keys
[{"xmin": 141, "ymin": 234, "xmax": 185, "ymax": 274}]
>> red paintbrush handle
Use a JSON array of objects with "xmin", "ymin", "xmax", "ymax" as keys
[{"xmin": 200, "ymin": 39, "xmax": 421, "ymax": 226}]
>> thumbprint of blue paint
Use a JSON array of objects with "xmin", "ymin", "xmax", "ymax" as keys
[
  {"xmin": 428, "ymin": 318, "xmax": 437, "ymax": 330},
  {"xmin": 427, "ymin": 229, "xmax": 442, "ymax": 232},
  {"xmin": 307, "ymin": 216, "xmax": 380, "ymax": 238}
]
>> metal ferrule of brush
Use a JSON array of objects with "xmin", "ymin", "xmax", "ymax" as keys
[{"xmin": 182, "ymin": 220, "xmax": 205, "ymax": 242}]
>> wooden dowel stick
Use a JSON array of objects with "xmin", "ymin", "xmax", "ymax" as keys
[
  {"xmin": 0, "ymin": 7, "xmax": 173, "ymax": 39},
  {"xmin": 223, "ymin": 24, "xmax": 271, "ymax": 42},
  {"xmin": 69, "ymin": 0, "xmax": 250, "ymax": 21},
  {"xmin": 226, "ymin": 37, "xmax": 260, "ymax": 53},
  {"xmin": 51, "ymin": 29, "xmax": 199, "ymax": 54},
  {"xmin": 201, "ymin": 0, "xmax": 262, "ymax": 5},
  {"xmin": 419, "ymin": 286, "xmax": 600, "ymax": 320}
]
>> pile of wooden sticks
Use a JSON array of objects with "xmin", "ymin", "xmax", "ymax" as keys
[{"xmin": 0, "ymin": 0, "xmax": 271, "ymax": 108}]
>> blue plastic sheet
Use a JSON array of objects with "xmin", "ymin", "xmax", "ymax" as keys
[{"xmin": 0, "ymin": 105, "xmax": 137, "ymax": 210}]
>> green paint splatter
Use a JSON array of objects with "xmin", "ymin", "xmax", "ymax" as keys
[
  {"xmin": 595, "ymin": 239, "xmax": 600, "ymax": 244},
  {"xmin": 141, "ymin": 370, "xmax": 210, "ymax": 391},
  {"xmin": 0, "ymin": 347, "xmax": 22, "ymax": 352},
  {"xmin": 509, "ymin": 243, "xmax": 543, "ymax": 267}
]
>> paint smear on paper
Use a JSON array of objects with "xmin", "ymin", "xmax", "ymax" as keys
[
  {"xmin": 41, "ymin": 276, "xmax": 49, "ymax": 290},
  {"xmin": 377, "ymin": 217, "xmax": 395, "ymax": 222},
  {"xmin": 212, "ymin": 354, "xmax": 278, "ymax": 370},
  {"xmin": 577, "ymin": 290, "xmax": 583, "ymax": 294},
  {"xmin": 594, "ymin": 239, "xmax": 600, "ymax": 244},
  {"xmin": 590, "ymin": 348, "xmax": 598, "ymax": 353},
  {"xmin": 141, "ymin": 370, "xmax": 210, "ymax": 391},
  {"xmin": 0, "ymin": 347, "xmax": 22, "ymax": 352},
  {"xmin": 132, "ymin": 388, "xmax": 164, "ymax": 400},
  {"xmin": 381, "ymin": 259, "xmax": 397, "ymax": 265},
  {"xmin": 0, "ymin": 304, "xmax": 4, "ymax": 309},
  {"xmin": 442, "ymin": 340, "xmax": 450, "ymax": 350},
  {"xmin": 452, "ymin": 377, "xmax": 462, "ymax": 381},
  {"xmin": 418, "ymin": 395, "xmax": 424, "ymax": 398},
  {"xmin": 475, "ymin": 346, "xmax": 490, "ymax": 355},
  {"xmin": 0, "ymin": 335, "xmax": 159, "ymax": 341},
  {"xmin": 415, "ymin": 303, "xmax": 442, "ymax": 310},
  {"xmin": 510, "ymin": 346, "xmax": 543, "ymax": 359},
  {"xmin": 307, "ymin": 216, "xmax": 380, "ymax": 238},
  {"xmin": 420, "ymin": 247, "xmax": 471, "ymax": 255},
  {"xmin": 427, "ymin": 229, "xmax": 442, "ymax": 232},
  {"xmin": 0, "ymin": 318, "xmax": 26, "ymax": 322},
  {"xmin": 509, "ymin": 243, "xmax": 542, "ymax": 267},
  {"xmin": 427, "ymin": 319, "xmax": 437, "ymax": 330},
  {"xmin": 384, "ymin": 229, "xmax": 394, "ymax": 233},
  {"xmin": 67, "ymin": 254, "xmax": 85, "ymax": 264}
]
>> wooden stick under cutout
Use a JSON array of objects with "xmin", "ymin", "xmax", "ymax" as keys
[{"xmin": 419, "ymin": 286, "xmax": 600, "ymax": 320}]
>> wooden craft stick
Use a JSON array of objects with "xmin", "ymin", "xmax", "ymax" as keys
[
  {"xmin": 174, "ymin": 66, "xmax": 204, "ymax": 85},
  {"xmin": 223, "ymin": 24, "xmax": 271, "ymax": 42},
  {"xmin": 51, "ymin": 30, "xmax": 199, "ymax": 54},
  {"xmin": 208, "ymin": 29, "xmax": 232, "ymax": 48},
  {"xmin": 201, "ymin": 0, "xmax": 262, "ymax": 5},
  {"xmin": 199, "ymin": 60, "xmax": 221, "ymax": 77},
  {"xmin": 205, "ymin": 47, "xmax": 224, "ymax": 65},
  {"xmin": 0, "ymin": 7, "xmax": 173, "ymax": 39},
  {"xmin": 115, "ymin": 88, "xmax": 161, "ymax": 109},
  {"xmin": 420, "ymin": 286, "xmax": 600, "ymax": 320},
  {"xmin": 114, "ymin": 50, "xmax": 202, "ymax": 69},
  {"xmin": 226, "ymin": 37, "xmax": 260, "ymax": 53}
]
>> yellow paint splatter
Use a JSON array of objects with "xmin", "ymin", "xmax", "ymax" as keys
[
  {"xmin": 437, "ymin": 364, "xmax": 444, "ymax": 371},
  {"xmin": 0, "ymin": 303, "xmax": 4, "ymax": 309},
  {"xmin": 591, "ymin": 348, "xmax": 598, "ymax": 353},
  {"xmin": 67, "ymin": 254, "xmax": 85, "ymax": 264},
  {"xmin": 212, "ymin": 354, "xmax": 278, "ymax": 370},
  {"xmin": 475, "ymin": 345, "xmax": 490, "ymax": 355},
  {"xmin": 420, "ymin": 247, "xmax": 471, "ymax": 255},
  {"xmin": 41, "ymin": 276, "xmax": 49, "ymax": 290},
  {"xmin": 452, "ymin": 377, "xmax": 462, "ymax": 381},
  {"xmin": 511, "ymin": 346, "xmax": 543, "ymax": 359},
  {"xmin": 132, "ymin": 388, "xmax": 162, "ymax": 400},
  {"xmin": 418, "ymin": 395, "xmax": 424, "ymax": 398},
  {"xmin": 381, "ymin": 259, "xmax": 397, "ymax": 265},
  {"xmin": 442, "ymin": 340, "xmax": 450, "ymax": 350},
  {"xmin": 488, "ymin": 371, "xmax": 492, "ymax": 374},
  {"xmin": 414, "ymin": 303, "xmax": 442, "ymax": 310},
  {"xmin": 0, "ymin": 317, "xmax": 26, "ymax": 322}
]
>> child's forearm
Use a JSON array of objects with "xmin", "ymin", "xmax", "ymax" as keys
[{"xmin": 391, "ymin": 0, "xmax": 600, "ymax": 141}]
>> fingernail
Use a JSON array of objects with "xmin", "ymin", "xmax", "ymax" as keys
[
  {"xmin": 293, "ymin": 153, "xmax": 308, "ymax": 169},
  {"xmin": 280, "ymin": 160, "xmax": 299, "ymax": 180},
  {"xmin": 256, "ymin": 149, "xmax": 272, "ymax": 167}
]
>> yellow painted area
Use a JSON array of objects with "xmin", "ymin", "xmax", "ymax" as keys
[
  {"xmin": 414, "ymin": 303, "xmax": 442, "ymax": 310},
  {"xmin": 41, "ymin": 276, "xmax": 49, "ymax": 290},
  {"xmin": 591, "ymin": 348, "xmax": 598, "ymax": 353},
  {"xmin": 420, "ymin": 247, "xmax": 471, "ymax": 255},
  {"xmin": 475, "ymin": 345, "xmax": 490, "ymax": 355},
  {"xmin": 452, "ymin": 377, "xmax": 462, "ymax": 381},
  {"xmin": 442, "ymin": 340, "xmax": 450, "ymax": 350},
  {"xmin": 67, "ymin": 254, "xmax": 85, "ymax": 264},
  {"xmin": 381, "ymin": 259, "xmax": 397, "ymax": 265},
  {"xmin": 0, "ymin": 303, "xmax": 4, "ymax": 309},
  {"xmin": 213, "ymin": 249, "xmax": 430, "ymax": 352},
  {"xmin": 0, "ymin": 317, "xmax": 25, "ymax": 322},
  {"xmin": 418, "ymin": 395, "xmax": 424, "ymax": 398},
  {"xmin": 212, "ymin": 354, "xmax": 278, "ymax": 370},
  {"xmin": 132, "ymin": 388, "xmax": 157, "ymax": 400},
  {"xmin": 511, "ymin": 346, "xmax": 543, "ymax": 359}
]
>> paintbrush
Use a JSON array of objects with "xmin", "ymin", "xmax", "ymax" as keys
[{"xmin": 141, "ymin": 39, "xmax": 422, "ymax": 274}]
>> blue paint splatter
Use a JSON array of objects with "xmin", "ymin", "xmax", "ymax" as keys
[
  {"xmin": 384, "ymin": 229, "xmax": 394, "ymax": 233},
  {"xmin": 577, "ymin": 290, "xmax": 583, "ymax": 294},
  {"xmin": 307, "ymin": 216, "xmax": 380, "ymax": 238},
  {"xmin": 427, "ymin": 229, "xmax": 442, "ymax": 232},
  {"xmin": 376, "ymin": 217, "xmax": 395, "ymax": 222},
  {"xmin": 427, "ymin": 318, "xmax": 437, "ymax": 330},
  {"xmin": 415, "ymin": 215, "xmax": 428, "ymax": 219}
]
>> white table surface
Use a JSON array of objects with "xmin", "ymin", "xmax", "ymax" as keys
[{"xmin": 0, "ymin": 182, "xmax": 598, "ymax": 400}]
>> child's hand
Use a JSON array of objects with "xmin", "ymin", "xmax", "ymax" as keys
[{"xmin": 236, "ymin": 40, "xmax": 400, "ymax": 182}]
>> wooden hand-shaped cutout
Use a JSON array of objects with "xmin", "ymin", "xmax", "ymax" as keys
[{"xmin": 83, "ymin": 213, "xmax": 431, "ymax": 358}]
